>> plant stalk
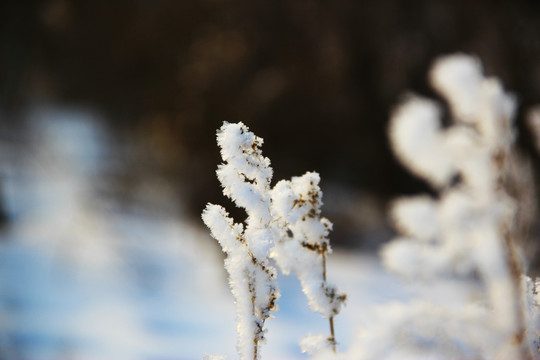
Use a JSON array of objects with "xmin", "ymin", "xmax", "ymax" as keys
[{"xmin": 322, "ymin": 250, "xmax": 336, "ymax": 353}]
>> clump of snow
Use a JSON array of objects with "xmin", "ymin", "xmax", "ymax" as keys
[
  {"xmin": 430, "ymin": 54, "xmax": 484, "ymax": 122},
  {"xmin": 431, "ymin": 54, "xmax": 516, "ymax": 151},
  {"xmin": 389, "ymin": 97, "xmax": 454, "ymax": 187}
]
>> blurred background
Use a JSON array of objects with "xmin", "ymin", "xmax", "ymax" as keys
[{"xmin": 1, "ymin": 0, "xmax": 540, "ymax": 359}]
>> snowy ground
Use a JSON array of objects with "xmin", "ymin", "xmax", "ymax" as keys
[{"xmin": 0, "ymin": 108, "xmax": 417, "ymax": 359}]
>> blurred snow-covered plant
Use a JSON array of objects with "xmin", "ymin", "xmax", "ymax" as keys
[
  {"xmin": 355, "ymin": 54, "xmax": 534, "ymax": 359},
  {"xmin": 202, "ymin": 122, "xmax": 345, "ymax": 359}
]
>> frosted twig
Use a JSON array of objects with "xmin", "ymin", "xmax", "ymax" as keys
[
  {"xmin": 203, "ymin": 123, "xmax": 344, "ymax": 359},
  {"xmin": 271, "ymin": 172, "xmax": 346, "ymax": 355},
  {"xmin": 203, "ymin": 122, "xmax": 279, "ymax": 360}
]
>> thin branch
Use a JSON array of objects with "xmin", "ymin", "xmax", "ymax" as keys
[
  {"xmin": 503, "ymin": 229, "xmax": 533, "ymax": 360},
  {"xmin": 322, "ymin": 250, "xmax": 336, "ymax": 353}
]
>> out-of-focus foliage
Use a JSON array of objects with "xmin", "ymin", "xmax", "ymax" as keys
[{"xmin": 346, "ymin": 54, "xmax": 537, "ymax": 360}]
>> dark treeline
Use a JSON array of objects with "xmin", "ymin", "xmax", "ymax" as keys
[{"xmin": 1, "ymin": 0, "xmax": 540, "ymax": 246}]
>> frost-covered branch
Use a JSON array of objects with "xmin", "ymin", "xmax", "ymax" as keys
[
  {"xmin": 271, "ymin": 172, "xmax": 346, "ymax": 355},
  {"xmin": 202, "ymin": 122, "xmax": 279, "ymax": 360},
  {"xmin": 203, "ymin": 122, "xmax": 344, "ymax": 359}
]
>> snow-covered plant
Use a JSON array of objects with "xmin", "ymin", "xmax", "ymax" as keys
[
  {"xmin": 271, "ymin": 172, "xmax": 346, "ymax": 355},
  {"xmin": 202, "ymin": 122, "xmax": 345, "ymax": 359},
  {"xmin": 202, "ymin": 122, "xmax": 279, "ymax": 360},
  {"xmin": 355, "ymin": 54, "xmax": 533, "ymax": 359}
]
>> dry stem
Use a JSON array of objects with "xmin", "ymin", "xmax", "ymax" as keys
[
  {"xmin": 495, "ymin": 134, "xmax": 533, "ymax": 359},
  {"xmin": 322, "ymin": 250, "xmax": 337, "ymax": 353},
  {"xmin": 503, "ymin": 229, "xmax": 533, "ymax": 360}
]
